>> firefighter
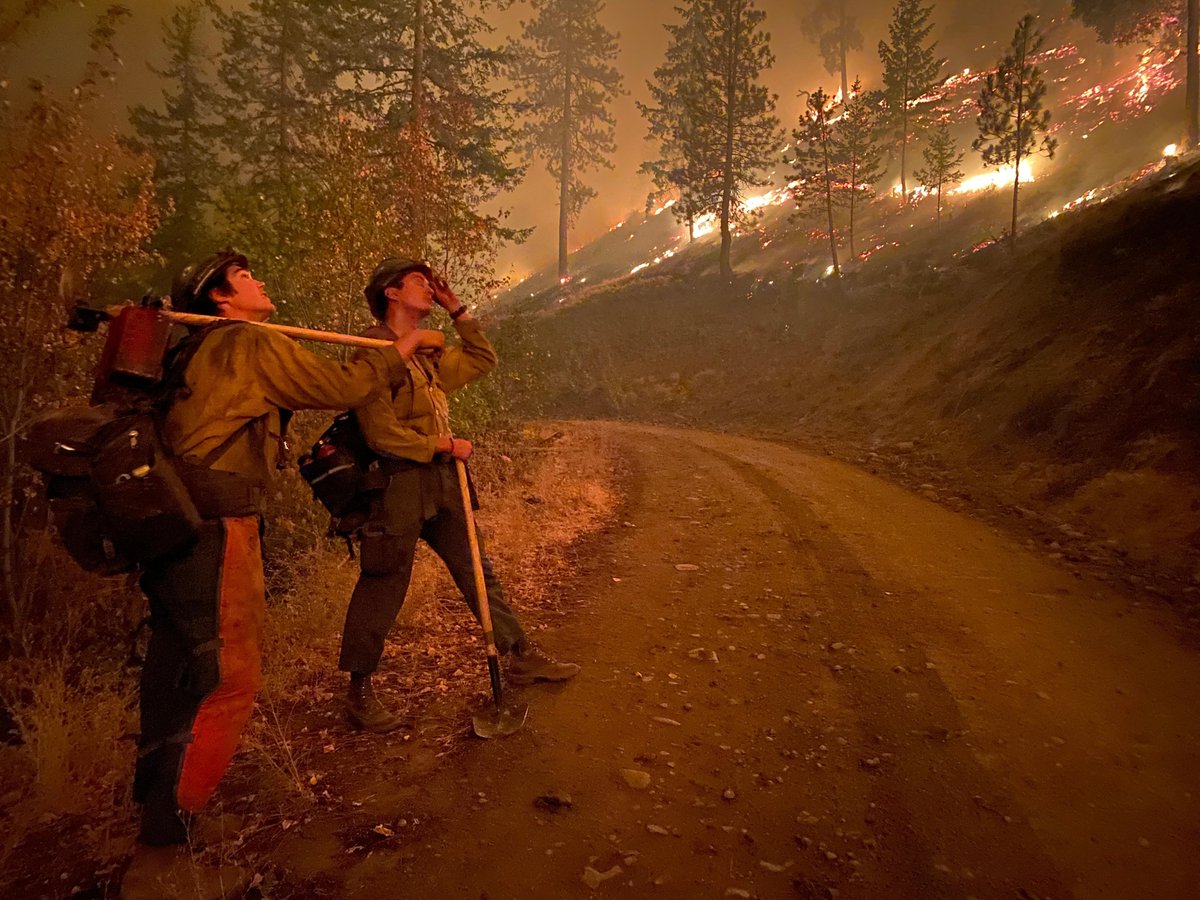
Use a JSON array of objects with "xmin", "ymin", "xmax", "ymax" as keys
[
  {"xmin": 122, "ymin": 251, "xmax": 441, "ymax": 898},
  {"xmin": 336, "ymin": 258, "xmax": 579, "ymax": 732}
]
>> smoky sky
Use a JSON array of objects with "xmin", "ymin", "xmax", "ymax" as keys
[{"xmin": 5, "ymin": 0, "xmax": 1085, "ymax": 281}]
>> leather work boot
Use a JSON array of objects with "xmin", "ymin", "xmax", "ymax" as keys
[
  {"xmin": 121, "ymin": 844, "xmax": 249, "ymax": 900},
  {"xmin": 344, "ymin": 674, "xmax": 402, "ymax": 733},
  {"xmin": 507, "ymin": 641, "xmax": 580, "ymax": 686}
]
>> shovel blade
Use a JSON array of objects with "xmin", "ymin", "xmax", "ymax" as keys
[{"xmin": 472, "ymin": 702, "xmax": 528, "ymax": 739}]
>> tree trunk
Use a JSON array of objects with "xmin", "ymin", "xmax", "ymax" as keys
[
  {"xmin": 1011, "ymin": 29, "xmax": 1027, "ymax": 248},
  {"xmin": 899, "ymin": 70, "xmax": 909, "ymax": 200},
  {"xmin": 719, "ymin": 185, "xmax": 733, "ymax": 279},
  {"xmin": 719, "ymin": 3, "xmax": 739, "ymax": 281},
  {"xmin": 1188, "ymin": 0, "xmax": 1199, "ymax": 149},
  {"xmin": 823, "ymin": 134, "xmax": 840, "ymax": 278},
  {"xmin": 277, "ymin": 2, "xmax": 292, "ymax": 194},
  {"xmin": 558, "ymin": 30, "xmax": 574, "ymax": 282},
  {"xmin": 558, "ymin": 139, "xmax": 570, "ymax": 281},
  {"xmin": 848, "ymin": 162, "xmax": 857, "ymax": 259},
  {"xmin": 412, "ymin": 0, "xmax": 425, "ymax": 128},
  {"xmin": 2, "ymin": 434, "xmax": 17, "ymax": 643},
  {"xmin": 1010, "ymin": 161, "xmax": 1021, "ymax": 247},
  {"xmin": 839, "ymin": 1, "xmax": 849, "ymax": 101},
  {"xmin": 936, "ymin": 181, "xmax": 942, "ymax": 227}
]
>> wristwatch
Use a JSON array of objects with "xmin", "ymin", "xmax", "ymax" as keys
[{"xmin": 449, "ymin": 304, "xmax": 468, "ymax": 320}]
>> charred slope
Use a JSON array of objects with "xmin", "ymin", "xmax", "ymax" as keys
[{"xmin": 516, "ymin": 160, "xmax": 1200, "ymax": 598}]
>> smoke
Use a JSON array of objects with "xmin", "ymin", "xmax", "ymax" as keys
[
  {"xmin": 4, "ymin": 0, "xmax": 1091, "ymax": 283},
  {"xmin": 503, "ymin": 0, "xmax": 1079, "ymax": 281}
]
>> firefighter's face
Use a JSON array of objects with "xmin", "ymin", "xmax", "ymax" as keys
[
  {"xmin": 212, "ymin": 266, "xmax": 275, "ymax": 321},
  {"xmin": 385, "ymin": 270, "xmax": 435, "ymax": 319}
]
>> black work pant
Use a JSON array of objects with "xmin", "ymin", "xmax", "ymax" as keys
[
  {"xmin": 338, "ymin": 460, "xmax": 526, "ymax": 675},
  {"xmin": 135, "ymin": 516, "xmax": 264, "ymax": 846}
]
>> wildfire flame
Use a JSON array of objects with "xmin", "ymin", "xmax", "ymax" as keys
[
  {"xmin": 606, "ymin": 37, "xmax": 1181, "ymax": 288},
  {"xmin": 953, "ymin": 161, "xmax": 1035, "ymax": 194}
]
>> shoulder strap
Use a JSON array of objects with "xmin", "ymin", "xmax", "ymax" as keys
[
  {"xmin": 156, "ymin": 321, "xmax": 261, "ymax": 469},
  {"xmin": 154, "ymin": 320, "xmax": 241, "ymax": 412}
]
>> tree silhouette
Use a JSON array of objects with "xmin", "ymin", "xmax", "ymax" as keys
[{"xmin": 974, "ymin": 14, "xmax": 1057, "ymax": 247}]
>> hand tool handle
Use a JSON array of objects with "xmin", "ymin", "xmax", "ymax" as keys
[
  {"xmin": 456, "ymin": 457, "xmax": 503, "ymax": 709},
  {"xmin": 160, "ymin": 310, "xmax": 394, "ymax": 349}
]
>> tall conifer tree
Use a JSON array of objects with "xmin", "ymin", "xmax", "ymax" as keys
[
  {"xmin": 974, "ymin": 14, "xmax": 1057, "ymax": 247},
  {"xmin": 511, "ymin": 0, "xmax": 623, "ymax": 282},
  {"xmin": 326, "ymin": 0, "xmax": 524, "ymax": 255},
  {"xmin": 913, "ymin": 121, "xmax": 964, "ymax": 226},
  {"xmin": 801, "ymin": 0, "xmax": 863, "ymax": 102},
  {"xmin": 639, "ymin": 2, "xmax": 719, "ymax": 242},
  {"xmin": 128, "ymin": 1, "xmax": 218, "ymax": 268},
  {"xmin": 789, "ymin": 87, "xmax": 843, "ymax": 278},
  {"xmin": 690, "ymin": 0, "xmax": 781, "ymax": 279},
  {"xmin": 878, "ymin": 0, "xmax": 944, "ymax": 200},
  {"xmin": 210, "ymin": 0, "xmax": 335, "ymax": 293},
  {"xmin": 835, "ymin": 79, "xmax": 884, "ymax": 258}
]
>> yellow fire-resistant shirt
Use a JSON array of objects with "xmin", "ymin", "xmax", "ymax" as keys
[
  {"xmin": 353, "ymin": 318, "xmax": 498, "ymax": 462},
  {"xmin": 163, "ymin": 322, "xmax": 407, "ymax": 484}
]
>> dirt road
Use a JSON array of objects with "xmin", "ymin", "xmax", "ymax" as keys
[{"xmin": 272, "ymin": 422, "xmax": 1200, "ymax": 899}]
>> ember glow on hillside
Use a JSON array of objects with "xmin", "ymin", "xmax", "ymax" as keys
[{"xmin": 600, "ymin": 28, "xmax": 1190, "ymax": 284}]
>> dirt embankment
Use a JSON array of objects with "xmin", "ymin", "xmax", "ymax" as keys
[{"xmin": 520, "ymin": 163, "xmax": 1200, "ymax": 609}]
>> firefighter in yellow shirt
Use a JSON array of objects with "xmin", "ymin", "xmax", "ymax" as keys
[
  {"xmin": 338, "ymin": 258, "xmax": 579, "ymax": 732},
  {"xmin": 123, "ymin": 251, "xmax": 442, "ymax": 898}
]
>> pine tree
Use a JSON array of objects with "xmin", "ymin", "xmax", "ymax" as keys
[
  {"xmin": 800, "ymin": 0, "xmax": 863, "ymax": 102},
  {"xmin": 913, "ymin": 121, "xmax": 964, "ymax": 226},
  {"xmin": 210, "ymin": 0, "xmax": 336, "ymax": 295},
  {"xmin": 789, "ymin": 87, "xmax": 843, "ymax": 278},
  {"xmin": 128, "ymin": 1, "xmax": 219, "ymax": 269},
  {"xmin": 973, "ymin": 14, "xmax": 1057, "ymax": 247},
  {"xmin": 689, "ymin": 0, "xmax": 781, "ymax": 280},
  {"xmin": 835, "ymin": 79, "xmax": 884, "ymax": 258},
  {"xmin": 1191, "ymin": 0, "xmax": 1198, "ymax": 148},
  {"xmin": 511, "ymin": 0, "xmax": 623, "ymax": 282},
  {"xmin": 325, "ymin": 0, "xmax": 524, "ymax": 254},
  {"xmin": 638, "ymin": 2, "xmax": 720, "ymax": 242},
  {"xmin": 878, "ymin": 0, "xmax": 945, "ymax": 200}
]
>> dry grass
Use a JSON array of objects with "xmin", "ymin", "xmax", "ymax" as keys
[
  {"xmin": 0, "ymin": 655, "xmax": 136, "ymax": 870},
  {"xmin": 238, "ymin": 422, "xmax": 620, "ymax": 789},
  {"xmin": 0, "ymin": 422, "xmax": 621, "ymax": 891}
]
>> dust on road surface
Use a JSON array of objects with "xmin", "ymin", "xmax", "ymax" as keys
[{"xmin": 274, "ymin": 422, "xmax": 1200, "ymax": 899}]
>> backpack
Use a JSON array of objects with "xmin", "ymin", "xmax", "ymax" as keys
[
  {"xmin": 298, "ymin": 412, "xmax": 383, "ymax": 536},
  {"xmin": 27, "ymin": 322, "xmax": 254, "ymax": 574}
]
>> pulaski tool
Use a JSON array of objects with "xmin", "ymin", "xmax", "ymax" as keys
[
  {"xmin": 456, "ymin": 457, "xmax": 528, "ymax": 738},
  {"xmin": 68, "ymin": 298, "xmax": 398, "ymax": 403}
]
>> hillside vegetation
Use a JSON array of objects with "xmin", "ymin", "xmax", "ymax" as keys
[{"xmin": 518, "ymin": 160, "xmax": 1200, "ymax": 604}]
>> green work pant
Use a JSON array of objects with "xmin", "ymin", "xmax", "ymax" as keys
[{"xmin": 338, "ymin": 459, "xmax": 526, "ymax": 674}]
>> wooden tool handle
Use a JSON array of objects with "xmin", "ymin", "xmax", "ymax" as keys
[
  {"xmin": 456, "ymin": 457, "xmax": 504, "ymax": 707},
  {"xmin": 161, "ymin": 310, "xmax": 394, "ymax": 349}
]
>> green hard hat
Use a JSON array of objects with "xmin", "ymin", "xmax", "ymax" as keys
[
  {"xmin": 364, "ymin": 257, "xmax": 433, "ymax": 311},
  {"xmin": 171, "ymin": 250, "xmax": 248, "ymax": 313}
]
